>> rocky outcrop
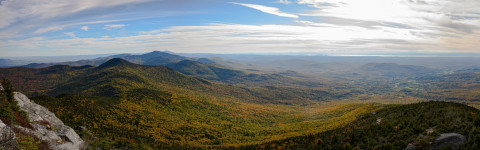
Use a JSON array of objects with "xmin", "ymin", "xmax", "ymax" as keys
[
  {"xmin": 13, "ymin": 92, "xmax": 86, "ymax": 150},
  {"xmin": 0, "ymin": 120, "xmax": 16, "ymax": 149},
  {"xmin": 405, "ymin": 143, "xmax": 416, "ymax": 150},
  {"xmin": 405, "ymin": 133, "xmax": 466, "ymax": 150},
  {"xmin": 0, "ymin": 83, "xmax": 15, "ymax": 149},
  {"xmin": 433, "ymin": 133, "xmax": 466, "ymax": 150}
]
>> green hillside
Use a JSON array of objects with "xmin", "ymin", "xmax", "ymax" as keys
[
  {"xmin": 245, "ymin": 101, "xmax": 480, "ymax": 149},
  {"xmin": 0, "ymin": 58, "xmax": 366, "ymax": 148},
  {"xmin": 33, "ymin": 92, "xmax": 379, "ymax": 149},
  {"xmin": 0, "ymin": 65, "xmax": 93, "ymax": 95}
]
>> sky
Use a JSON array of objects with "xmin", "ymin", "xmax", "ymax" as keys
[{"xmin": 1, "ymin": 0, "xmax": 480, "ymax": 56}]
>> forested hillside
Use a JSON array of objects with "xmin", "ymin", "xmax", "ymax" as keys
[
  {"xmin": 0, "ymin": 58, "xmax": 366, "ymax": 149},
  {"xmin": 243, "ymin": 101, "xmax": 480, "ymax": 149}
]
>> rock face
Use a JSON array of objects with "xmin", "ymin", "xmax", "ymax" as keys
[
  {"xmin": 433, "ymin": 133, "xmax": 466, "ymax": 150},
  {"xmin": 13, "ymin": 92, "xmax": 86, "ymax": 150},
  {"xmin": 0, "ymin": 120, "xmax": 16, "ymax": 149},
  {"xmin": 405, "ymin": 143, "xmax": 416, "ymax": 150}
]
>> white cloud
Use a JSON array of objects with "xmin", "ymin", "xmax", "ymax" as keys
[
  {"xmin": 294, "ymin": 0, "xmax": 480, "ymax": 53},
  {"xmin": 0, "ymin": 0, "xmax": 151, "ymax": 37},
  {"xmin": 4, "ymin": 23, "xmax": 474, "ymax": 56},
  {"xmin": 104, "ymin": 24, "xmax": 128, "ymax": 30},
  {"xmin": 0, "ymin": 0, "xmax": 150, "ymax": 29},
  {"xmin": 31, "ymin": 26, "xmax": 65, "ymax": 35},
  {"xmin": 232, "ymin": 2, "xmax": 298, "ymax": 18},
  {"xmin": 30, "ymin": 19, "xmax": 125, "ymax": 35},
  {"xmin": 63, "ymin": 32, "xmax": 76, "ymax": 38},
  {"xmin": 3, "ymin": 21, "xmax": 480, "ymax": 56},
  {"xmin": 81, "ymin": 26, "xmax": 89, "ymax": 31},
  {"xmin": 2, "ymin": 0, "xmax": 480, "ymax": 56},
  {"xmin": 297, "ymin": 0, "xmax": 480, "ymax": 33},
  {"xmin": 276, "ymin": 0, "xmax": 291, "ymax": 4}
]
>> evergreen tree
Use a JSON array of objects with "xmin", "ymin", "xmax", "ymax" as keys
[{"xmin": 2, "ymin": 79, "xmax": 15, "ymax": 103}]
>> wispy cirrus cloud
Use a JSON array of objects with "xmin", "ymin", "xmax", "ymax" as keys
[
  {"xmin": 2, "ymin": 21, "xmax": 480, "ymax": 56},
  {"xmin": 31, "ymin": 26, "xmax": 65, "ymax": 35},
  {"xmin": 104, "ymin": 24, "xmax": 128, "ymax": 30},
  {"xmin": 232, "ymin": 2, "xmax": 298, "ymax": 18},
  {"xmin": 0, "ymin": 0, "xmax": 194, "ymax": 38},
  {"xmin": 30, "ymin": 19, "xmax": 129, "ymax": 35},
  {"xmin": 2, "ymin": 0, "xmax": 480, "ymax": 56},
  {"xmin": 293, "ymin": 0, "xmax": 480, "ymax": 53},
  {"xmin": 296, "ymin": 0, "xmax": 480, "ymax": 34},
  {"xmin": 63, "ymin": 32, "xmax": 76, "ymax": 38},
  {"xmin": 0, "ymin": 23, "xmax": 459, "ymax": 56},
  {"xmin": 0, "ymin": 0, "xmax": 151, "ymax": 29},
  {"xmin": 276, "ymin": 0, "xmax": 291, "ymax": 5}
]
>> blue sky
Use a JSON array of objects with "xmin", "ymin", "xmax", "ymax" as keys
[{"xmin": 1, "ymin": 0, "xmax": 480, "ymax": 56}]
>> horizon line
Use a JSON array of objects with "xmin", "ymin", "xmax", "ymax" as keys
[{"xmin": 3, "ymin": 50, "xmax": 480, "ymax": 58}]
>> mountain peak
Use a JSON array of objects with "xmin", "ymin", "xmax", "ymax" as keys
[
  {"xmin": 143, "ymin": 51, "xmax": 171, "ymax": 56},
  {"xmin": 142, "ymin": 50, "xmax": 185, "ymax": 58},
  {"xmin": 97, "ymin": 58, "xmax": 134, "ymax": 68}
]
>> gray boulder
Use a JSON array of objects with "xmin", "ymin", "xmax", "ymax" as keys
[
  {"xmin": 433, "ymin": 133, "xmax": 466, "ymax": 150},
  {"xmin": 0, "ymin": 120, "xmax": 16, "ymax": 149},
  {"xmin": 14, "ymin": 92, "xmax": 86, "ymax": 150},
  {"xmin": 405, "ymin": 143, "xmax": 416, "ymax": 150}
]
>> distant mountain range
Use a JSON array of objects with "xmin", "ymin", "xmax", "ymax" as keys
[
  {"xmin": 16, "ymin": 51, "xmax": 324, "ymax": 87},
  {"xmin": 22, "ymin": 51, "xmax": 190, "ymax": 68},
  {"xmin": 0, "ymin": 59, "xmax": 26, "ymax": 67}
]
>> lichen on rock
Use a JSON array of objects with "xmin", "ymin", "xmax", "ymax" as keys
[
  {"xmin": 433, "ymin": 133, "xmax": 466, "ymax": 150},
  {"xmin": 13, "ymin": 92, "xmax": 86, "ymax": 150}
]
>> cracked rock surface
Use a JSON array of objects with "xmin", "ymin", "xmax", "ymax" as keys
[{"xmin": 14, "ymin": 92, "xmax": 86, "ymax": 150}]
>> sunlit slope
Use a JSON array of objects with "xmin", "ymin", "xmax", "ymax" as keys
[
  {"xmin": 246, "ymin": 101, "xmax": 480, "ymax": 149},
  {"xmin": 34, "ymin": 94, "xmax": 380, "ymax": 149}
]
